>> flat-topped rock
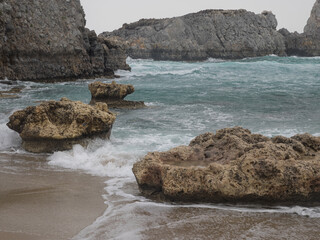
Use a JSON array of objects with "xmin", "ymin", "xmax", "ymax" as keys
[
  {"xmin": 7, "ymin": 98, "xmax": 116, "ymax": 153},
  {"xmin": 102, "ymin": 10, "xmax": 286, "ymax": 61},
  {"xmin": 89, "ymin": 81, "xmax": 145, "ymax": 109},
  {"xmin": 133, "ymin": 127, "xmax": 320, "ymax": 204}
]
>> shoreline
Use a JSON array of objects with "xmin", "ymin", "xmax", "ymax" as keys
[{"xmin": 0, "ymin": 153, "xmax": 107, "ymax": 240}]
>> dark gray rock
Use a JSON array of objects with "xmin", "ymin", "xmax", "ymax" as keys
[
  {"xmin": 102, "ymin": 10, "xmax": 286, "ymax": 61},
  {"xmin": 304, "ymin": 0, "xmax": 320, "ymax": 37},
  {"xmin": 0, "ymin": 0, "xmax": 130, "ymax": 82},
  {"xmin": 279, "ymin": 0, "xmax": 320, "ymax": 56}
]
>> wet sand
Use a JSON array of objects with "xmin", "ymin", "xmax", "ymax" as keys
[{"xmin": 0, "ymin": 153, "xmax": 107, "ymax": 240}]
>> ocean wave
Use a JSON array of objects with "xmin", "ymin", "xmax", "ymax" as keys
[
  {"xmin": 47, "ymin": 142, "xmax": 135, "ymax": 178},
  {"xmin": 0, "ymin": 123, "xmax": 21, "ymax": 151},
  {"xmin": 206, "ymin": 58, "xmax": 226, "ymax": 63},
  {"xmin": 47, "ymin": 132, "xmax": 191, "ymax": 178},
  {"xmin": 119, "ymin": 67, "xmax": 203, "ymax": 78}
]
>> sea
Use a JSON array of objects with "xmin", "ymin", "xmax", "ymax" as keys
[{"xmin": 1, "ymin": 55, "xmax": 320, "ymax": 239}]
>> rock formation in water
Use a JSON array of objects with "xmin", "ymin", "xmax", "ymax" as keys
[
  {"xmin": 7, "ymin": 98, "xmax": 116, "ymax": 153},
  {"xmin": 133, "ymin": 127, "xmax": 320, "ymax": 204},
  {"xmin": 102, "ymin": 10, "xmax": 286, "ymax": 61},
  {"xmin": 89, "ymin": 81, "xmax": 145, "ymax": 109},
  {"xmin": 279, "ymin": 0, "xmax": 320, "ymax": 56},
  {"xmin": 0, "ymin": 0, "xmax": 130, "ymax": 82},
  {"xmin": 0, "ymin": 86, "xmax": 24, "ymax": 99}
]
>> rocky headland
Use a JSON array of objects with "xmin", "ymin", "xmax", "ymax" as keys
[
  {"xmin": 103, "ymin": 0, "xmax": 320, "ymax": 60},
  {"xmin": 7, "ymin": 98, "xmax": 116, "ymax": 153},
  {"xmin": 103, "ymin": 10, "xmax": 286, "ymax": 61},
  {"xmin": 89, "ymin": 81, "xmax": 145, "ymax": 109},
  {"xmin": 0, "ymin": 0, "xmax": 130, "ymax": 82},
  {"xmin": 133, "ymin": 127, "xmax": 320, "ymax": 204}
]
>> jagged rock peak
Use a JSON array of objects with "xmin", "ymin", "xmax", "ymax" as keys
[{"xmin": 304, "ymin": 0, "xmax": 320, "ymax": 36}]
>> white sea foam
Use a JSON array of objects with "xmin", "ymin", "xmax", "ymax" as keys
[
  {"xmin": 48, "ymin": 132, "xmax": 191, "ymax": 178},
  {"xmin": 206, "ymin": 58, "xmax": 226, "ymax": 63},
  {"xmin": 0, "ymin": 123, "xmax": 21, "ymax": 151},
  {"xmin": 291, "ymin": 55, "xmax": 320, "ymax": 59},
  {"xmin": 73, "ymin": 194, "xmax": 320, "ymax": 240},
  {"xmin": 48, "ymin": 142, "xmax": 135, "ymax": 178}
]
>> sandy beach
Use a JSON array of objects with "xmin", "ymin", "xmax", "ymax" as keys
[{"xmin": 0, "ymin": 153, "xmax": 107, "ymax": 240}]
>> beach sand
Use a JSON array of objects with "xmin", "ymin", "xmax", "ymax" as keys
[{"xmin": 0, "ymin": 153, "xmax": 107, "ymax": 240}]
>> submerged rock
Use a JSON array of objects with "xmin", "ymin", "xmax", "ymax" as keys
[
  {"xmin": 102, "ymin": 10, "xmax": 286, "ymax": 61},
  {"xmin": 0, "ymin": 86, "xmax": 24, "ymax": 99},
  {"xmin": 0, "ymin": 93, "xmax": 19, "ymax": 99},
  {"xmin": 7, "ymin": 98, "xmax": 116, "ymax": 153},
  {"xmin": 89, "ymin": 81, "xmax": 145, "ymax": 109},
  {"xmin": 133, "ymin": 127, "xmax": 320, "ymax": 204}
]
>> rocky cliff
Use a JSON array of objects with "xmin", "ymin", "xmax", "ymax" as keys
[
  {"xmin": 0, "ymin": 0, "xmax": 130, "ymax": 82},
  {"xmin": 280, "ymin": 0, "xmax": 320, "ymax": 56},
  {"xmin": 102, "ymin": 10, "xmax": 286, "ymax": 61}
]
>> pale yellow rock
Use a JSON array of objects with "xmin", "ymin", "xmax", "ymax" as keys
[
  {"xmin": 133, "ymin": 127, "xmax": 320, "ymax": 203},
  {"xmin": 89, "ymin": 81, "xmax": 145, "ymax": 109},
  {"xmin": 7, "ymin": 98, "xmax": 116, "ymax": 153}
]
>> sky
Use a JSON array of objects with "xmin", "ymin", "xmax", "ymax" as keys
[{"xmin": 80, "ymin": 0, "xmax": 316, "ymax": 34}]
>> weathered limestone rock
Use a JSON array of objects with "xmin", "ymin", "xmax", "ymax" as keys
[
  {"xmin": 280, "ymin": 0, "xmax": 320, "ymax": 56},
  {"xmin": 7, "ymin": 98, "xmax": 116, "ymax": 153},
  {"xmin": 89, "ymin": 81, "xmax": 145, "ymax": 109},
  {"xmin": 0, "ymin": 0, "xmax": 130, "ymax": 82},
  {"xmin": 133, "ymin": 127, "xmax": 320, "ymax": 204},
  {"xmin": 102, "ymin": 10, "xmax": 286, "ymax": 61}
]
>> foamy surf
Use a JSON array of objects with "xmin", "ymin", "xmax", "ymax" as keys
[{"xmin": 0, "ymin": 123, "xmax": 21, "ymax": 151}]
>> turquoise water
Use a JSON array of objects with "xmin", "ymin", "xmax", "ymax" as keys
[{"xmin": 1, "ymin": 56, "xmax": 320, "ymax": 239}]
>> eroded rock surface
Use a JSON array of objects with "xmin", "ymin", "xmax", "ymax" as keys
[
  {"xmin": 133, "ymin": 127, "xmax": 320, "ymax": 204},
  {"xmin": 89, "ymin": 81, "xmax": 145, "ymax": 109},
  {"xmin": 0, "ymin": 0, "xmax": 130, "ymax": 82},
  {"xmin": 102, "ymin": 10, "xmax": 286, "ymax": 61},
  {"xmin": 7, "ymin": 98, "xmax": 116, "ymax": 152}
]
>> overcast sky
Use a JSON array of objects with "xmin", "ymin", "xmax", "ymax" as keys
[{"xmin": 80, "ymin": 0, "xmax": 315, "ymax": 34}]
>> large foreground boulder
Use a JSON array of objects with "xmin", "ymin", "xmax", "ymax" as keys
[
  {"xmin": 7, "ymin": 98, "xmax": 116, "ymax": 153},
  {"xmin": 89, "ymin": 81, "xmax": 145, "ymax": 109},
  {"xmin": 133, "ymin": 127, "xmax": 320, "ymax": 204},
  {"xmin": 102, "ymin": 10, "xmax": 286, "ymax": 61}
]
